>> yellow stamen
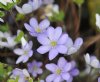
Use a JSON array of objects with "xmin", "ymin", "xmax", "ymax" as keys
[
  {"xmin": 51, "ymin": 41, "xmax": 57, "ymax": 47},
  {"xmin": 33, "ymin": 66, "xmax": 37, "ymax": 71},
  {"xmin": 36, "ymin": 28, "xmax": 41, "ymax": 33},
  {"xmin": 56, "ymin": 69, "xmax": 61, "ymax": 75}
]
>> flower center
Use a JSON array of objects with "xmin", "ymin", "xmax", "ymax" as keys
[
  {"xmin": 24, "ymin": 51, "xmax": 28, "ymax": 55},
  {"xmin": 51, "ymin": 41, "xmax": 57, "ymax": 47},
  {"xmin": 36, "ymin": 28, "xmax": 41, "ymax": 33},
  {"xmin": 56, "ymin": 69, "xmax": 61, "ymax": 75},
  {"xmin": 25, "ymin": 76, "xmax": 30, "ymax": 81},
  {"xmin": 33, "ymin": 66, "xmax": 37, "ymax": 71}
]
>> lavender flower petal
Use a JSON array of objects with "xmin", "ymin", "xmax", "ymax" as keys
[
  {"xmin": 62, "ymin": 73, "xmax": 70, "ymax": 81},
  {"xmin": 49, "ymin": 49, "xmax": 58, "ymax": 60},
  {"xmin": 45, "ymin": 64, "xmax": 58, "ymax": 73},
  {"xmin": 37, "ymin": 35, "xmax": 50, "ymax": 45},
  {"xmin": 37, "ymin": 46, "xmax": 51, "ymax": 54},
  {"xmin": 47, "ymin": 27, "xmax": 54, "ymax": 40},
  {"xmin": 46, "ymin": 74, "xmax": 56, "ymax": 82},
  {"xmin": 57, "ymin": 45, "xmax": 67, "ymax": 54},
  {"xmin": 58, "ymin": 34, "xmax": 68, "ymax": 44},
  {"xmin": 30, "ymin": 18, "xmax": 38, "ymax": 28},
  {"xmin": 39, "ymin": 19, "xmax": 50, "ymax": 29},
  {"xmin": 54, "ymin": 27, "xmax": 62, "ymax": 41}
]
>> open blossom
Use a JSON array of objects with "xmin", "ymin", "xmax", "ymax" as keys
[
  {"xmin": 12, "ymin": 68, "xmax": 33, "ymax": 82},
  {"xmin": 5, "ymin": 36, "xmax": 17, "ymax": 48},
  {"xmin": 15, "ymin": 4, "xmax": 33, "ymax": 14},
  {"xmin": 0, "ymin": 31, "xmax": 17, "ymax": 48},
  {"xmin": 28, "ymin": 0, "xmax": 42, "ymax": 11},
  {"xmin": 24, "ymin": 18, "xmax": 50, "ymax": 37},
  {"xmin": 14, "ymin": 37, "xmax": 33, "ymax": 64},
  {"xmin": 45, "ymin": 57, "xmax": 79, "ymax": 82},
  {"xmin": 96, "ymin": 13, "xmax": 100, "ymax": 29},
  {"xmin": 68, "ymin": 61, "xmax": 79, "ymax": 82},
  {"xmin": 65, "ymin": 37, "xmax": 83, "ymax": 55},
  {"xmin": 0, "ymin": 0, "xmax": 16, "ymax": 5},
  {"xmin": 15, "ymin": 0, "xmax": 42, "ymax": 14},
  {"xmin": 0, "ymin": 31, "xmax": 10, "ymax": 48},
  {"xmin": 37, "ymin": 27, "xmax": 68, "ymax": 60},
  {"xmin": 27, "ymin": 60, "xmax": 43, "ymax": 77},
  {"xmin": 84, "ymin": 53, "xmax": 100, "ymax": 68}
]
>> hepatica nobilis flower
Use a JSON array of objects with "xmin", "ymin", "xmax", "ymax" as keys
[
  {"xmin": 65, "ymin": 37, "xmax": 83, "ymax": 55},
  {"xmin": 24, "ymin": 18, "xmax": 50, "ymax": 37},
  {"xmin": 27, "ymin": 60, "xmax": 43, "ymax": 77},
  {"xmin": 14, "ymin": 37, "xmax": 33, "ymax": 64},
  {"xmin": 84, "ymin": 53, "xmax": 100, "ymax": 69},
  {"xmin": 28, "ymin": 0, "xmax": 43, "ymax": 11},
  {"xmin": 37, "ymin": 27, "xmax": 68, "ymax": 60},
  {"xmin": 0, "ymin": 31, "xmax": 17, "ymax": 49},
  {"xmin": 45, "ymin": 57, "xmax": 79, "ymax": 82},
  {"xmin": 12, "ymin": 68, "xmax": 32, "ymax": 82}
]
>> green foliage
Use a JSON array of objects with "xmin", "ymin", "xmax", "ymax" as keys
[
  {"xmin": 29, "ymin": 78, "xmax": 33, "ymax": 82},
  {"xmin": 0, "ymin": 3, "xmax": 15, "ymax": 10},
  {"xmin": 49, "ymin": 11, "xmax": 65, "ymax": 22},
  {"xmin": 7, "ymin": 77, "xmax": 33, "ymax": 82},
  {"xmin": 0, "ymin": 62, "xmax": 12, "ymax": 81},
  {"xmin": 0, "ymin": 11, "xmax": 5, "ymax": 17},
  {"xmin": 7, "ymin": 79, "xmax": 15, "ymax": 82},
  {"xmin": 14, "ymin": 31, "xmax": 24, "ymax": 43},
  {"xmin": 0, "ymin": 0, "xmax": 21, "ymax": 10},
  {"xmin": 0, "ymin": 24, "xmax": 9, "ymax": 32},
  {"xmin": 73, "ymin": 0, "xmax": 84, "ymax": 6},
  {"xmin": 16, "ymin": 13, "xmax": 25, "ymax": 21}
]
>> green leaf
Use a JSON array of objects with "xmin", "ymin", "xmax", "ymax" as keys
[
  {"xmin": 0, "ymin": 1, "xmax": 16, "ymax": 10},
  {"xmin": 14, "ymin": 31, "xmax": 24, "ymax": 43},
  {"xmin": 49, "ymin": 11, "xmax": 65, "ymax": 22},
  {"xmin": 0, "ymin": 24, "xmax": 9, "ymax": 32},
  {"xmin": 15, "ymin": 76, "xmax": 19, "ymax": 82},
  {"xmin": 0, "ymin": 62, "xmax": 13, "ymax": 81},
  {"xmin": 73, "ymin": 0, "xmax": 84, "ymax": 6},
  {"xmin": 29, "ymin": 78, "xmax": 33, "ymax": 82},
  {"xmin": 0, "ymin": 11, "xmax": 5, "ymax": 17},
  {"xmin": 7, "ymin": 79, "xmax": 15, "ymax": 82},
  {"xmin": 16, "ymin": 13, "xmax": 25, "ymax": 21},
  {"xmin": 0, "ymin": 0, "xmax": 21, "ymax": 10}
]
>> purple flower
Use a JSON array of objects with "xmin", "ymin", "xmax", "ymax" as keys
[
  {"xmin": 98, "ymin": 77, "xmax": 100, "ymax": 82},
  {"xmin": 68, "ymin": 61, "xmax": 79, "ymax": 82},
  {"xmin": 14, "ymin": 37, "xmax": 33, "ymax": 64},
  {"xmin": 27, "ymin": 60, "xmax": 43, "ymax": 77},
  {"xmin": 84, "ymin": 53, "xmax": 100, "ymax": 69},
  {"xmin": 24, "ymin": 18, "xmax": 50, "ymax": 37},
  {"xmin": 37, "ymin": 27, "xmax": 68, "ymax": 60},
  {"xmin": 45, "ymin": 57, "xmax": 79, "ymax": 82},
  {"xmin": 12, "ymin": 68, "xmax": 32, "ymax": 82},
  {"xmin": 28, "ymin": 0, "xmax": 43, "ymax": 11},
  {"xmin": 65, "ymin": 37, "xmax": 83, "ymax": 55}
]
